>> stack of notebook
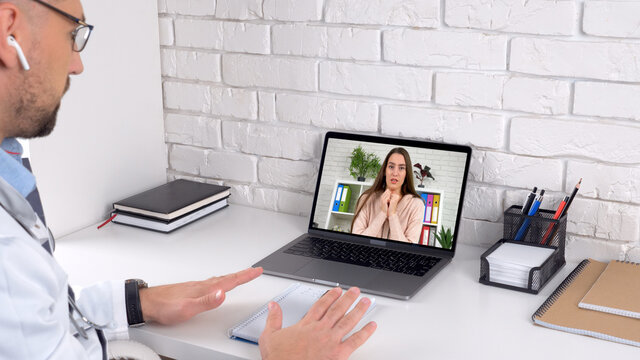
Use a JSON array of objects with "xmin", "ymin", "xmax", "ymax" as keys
[
  {"xmin": 485, "ymin": 242, "xmax": 554, "ymax": 288},
  {"xmin": 111, "ymin": 179, "xmax": 230, "ymax": 233},
  {"xmin": 532, "ymin": 259, "xmax": 640, "ymax": 347}
]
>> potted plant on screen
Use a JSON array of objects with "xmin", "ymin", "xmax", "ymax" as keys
[
  {"xmin": 435, "ymin": 227, "xmax": 453, "ymax": 249},
  {"xmin": 414, "ymin": 163, "xmax": 435, "ymax": 188},
  {"xmin": 349, "ymin": 146, "xmax": 381, "ymax": 182}
]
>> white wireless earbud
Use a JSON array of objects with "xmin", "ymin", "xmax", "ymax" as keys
[{"xmin": 7, "ymin": 36, "xmax": 30, "ymax": 71}]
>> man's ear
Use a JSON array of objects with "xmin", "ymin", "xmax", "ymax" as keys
[{"xmin": 0, "ymin": 3, "xmax": 22, "ymax": 70}]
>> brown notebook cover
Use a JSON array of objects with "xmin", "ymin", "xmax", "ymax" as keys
[
  {"xmin": 579, "ymin": 260, "xmax": 640, "ymax": 319},
  {"xmin": 532, "ymin": 259, "xmax": 640, "ymax": 347}
]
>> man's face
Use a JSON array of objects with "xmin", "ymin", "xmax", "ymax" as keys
[{"xmin": 9, "ymin": 0, "xmax": 84, "ymax": 139}]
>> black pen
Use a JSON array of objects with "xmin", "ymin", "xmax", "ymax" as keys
[{"xmin": 521, "ymin": 187, "xmax": 538, "ymax": 215}]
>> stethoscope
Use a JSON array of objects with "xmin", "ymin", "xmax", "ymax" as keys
[
  {"xmin": 0, "ymin": 196, "xmax": 109, "ymax": 339},
  {"xmin": 68, "ymin": 294, "xmax": 109, "ymax": 339}
]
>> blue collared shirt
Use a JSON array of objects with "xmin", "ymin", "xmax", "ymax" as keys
[{"xmin": 0, "ymin": 138, "xmax": 36, "ymax": 198}]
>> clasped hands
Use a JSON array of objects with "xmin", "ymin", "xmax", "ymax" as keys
[
  {"xmin": 139, "ymin": 267, "xmax": 376, "ymax": 360},
  {"xmin": 380, "ymin": 189, "xmax": 401, "ymax": 217}
]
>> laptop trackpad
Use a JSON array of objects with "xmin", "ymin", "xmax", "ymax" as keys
[{"xmin": 294, "ymin": 260, "xmax": 377, "ymax": 288}]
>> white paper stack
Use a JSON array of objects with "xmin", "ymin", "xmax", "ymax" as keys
[{"xmin": 486, "ymin": 242, "xmax": 554, "ymax": 288}]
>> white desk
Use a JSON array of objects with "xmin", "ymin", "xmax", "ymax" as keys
[{"xmin": 55, "ymin": 205, "xmax": 637, "ymax": 359}]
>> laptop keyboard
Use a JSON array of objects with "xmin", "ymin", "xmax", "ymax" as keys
[{"xmin": 284, "ymin": 237, "xmax": 442, "ymax": 277}]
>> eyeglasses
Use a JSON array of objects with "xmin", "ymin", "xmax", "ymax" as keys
[{"xmin": 31, "ymin": 0, "xmax": 94, "ymax": 52}]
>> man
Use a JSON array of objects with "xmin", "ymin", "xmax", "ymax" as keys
[{"xmin": 0, "ymin": 1, "xmax": 377, "ymax": 359}]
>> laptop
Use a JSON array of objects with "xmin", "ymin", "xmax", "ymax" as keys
[{"xmin": 254, "ymin": 131, "xmax": 472, "ymax": 299}]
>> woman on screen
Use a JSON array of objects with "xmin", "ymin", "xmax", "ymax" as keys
[{"xmin": 351, "ymin": 147, "xmax": 425, "ymax": 243}]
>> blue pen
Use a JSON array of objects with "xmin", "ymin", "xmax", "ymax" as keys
[{"xmin": 514, "ymin": 190, "xmax": 545, "ymax": 241}]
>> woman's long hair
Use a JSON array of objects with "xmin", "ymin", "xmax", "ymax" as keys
[{"xmin": 350, "ymin": 147, "xmax": 421, "ymax": 232}]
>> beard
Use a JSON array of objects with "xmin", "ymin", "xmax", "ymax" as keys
[{"xmin": 11, "ymin": 76, "xmax": 70, "ymax": 139}]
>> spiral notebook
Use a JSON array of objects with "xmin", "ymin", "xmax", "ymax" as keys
[
  {"xmin": 579, "ymin": 260, "xmax": 640, "ymax": 319},
  {"xmin": 228, "ymin": 283, "xmax": 376, "ymax": 344},
  {"xmin": 532, "ymin": 259, "xmax": 640, "ymax": 347}
]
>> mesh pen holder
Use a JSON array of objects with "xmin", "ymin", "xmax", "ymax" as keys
[{"xmin": 479, "ymin": 205, "xmax": 567, "ymax": 294}]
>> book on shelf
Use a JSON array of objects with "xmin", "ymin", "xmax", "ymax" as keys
[
  {"xmin": 333, "ymin": 184, "xmax": 343, "ymax": 212},
  {"xmin": 425, "ymin": 194, "xmax": 433, "ymax": 223},
  {"xmin": 431, "ymin": 194, "xmax": 440, "ymax": 224},
  {"xmin": 113, "ymin": 197, "xmax": 228, "ymax": 233},
  {"xmin": 338, "ymin": 185, "xmax": 351, "ymax": 213},
  {"xmin": 113, "ymin": 179, "xmax": 230, "ymax": 221},
  {"xmin": 419, "ymin": 226, "xmax": 430, "ymax": 245}
]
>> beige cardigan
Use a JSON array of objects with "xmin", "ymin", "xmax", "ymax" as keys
[{"xmin": 351, "ymin": 192, "xmax": 425, "ymax": 243}]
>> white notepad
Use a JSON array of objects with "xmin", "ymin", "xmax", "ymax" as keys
[
  {"xmin": 486, "ymin": 242, "xmax": 554, "ymax": 288},
  {"xmin": 228, "ymin": 283, "xmax": 376, "ymax": 344}
]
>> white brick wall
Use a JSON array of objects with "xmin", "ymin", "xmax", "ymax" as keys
[
  {"xmin": 258, "ymin": 157, "xmax": 318, "ymax": 193},
  {"xmin": 158, "ymin": 17, "xmax": 174, "ymax": 46},
  {"xmin": 165, "ymin": 0, "xmax": 216, "ymax": 16},
  {"xmin": 325, "ymin": 0, "xmax": 440, "ymax": 27},
  {"xmin": 510, "ymin": 38, "xmax": 640, "ymax": 82},
  {"xmin": 215, "ymin": 0, "xmax": 262, "ymax": 20},
  {"xmin": 320, "ymin": 61, "xmax": 432, "ymax": 101},
  {"xmin": 383, "ymin": 29, "xmax": 508, "ymax": 70},
  {"xmin": 583, "ymin": 1, "xmax": 640, "ymax": 39},
  {"xmin": 174, "ymin": 19, "xmax": 223, "ymax": 49},
  {"xmin": 327, "ymin": 28, "xmax": 380, "ymax": 61},
  {"xmin": 272, "ymin": 24, "xmax": 327, "ymax": 57},
  {"xmin": 165, "ymin": 113, "xmax": 221, "ymax": 148},
  {"xmin": 573, "ymin": 82, "xmax": 640, "ymax": 120},
  {"xmin": 222, "ymin": 22, "xmax": 270, "ymax": 54},
  {"xmin": 264, "ymin": 0, "xmax": 323, "ymax": 21},
  {"xmin": 276, "ymin": 93, "xmax": 378, "ymax": 131},
  {"xmin": 210, "ymin": 87, "xmax": 257, "ymax": 119},
  {"xmin": 503, "ymin": 77, "xmax": 571, "ymax": 115},
  {"xmin": 161, "ymin": 49, "xmax": 221, "ymax": 82},
  {"xmin": 445, "ymin": 0, "xmax": 576, "ymax": 36},
  {"xmin": 511, "ymin": 118, "xmax": 640, "ymax": 164},
  {"xmin": 223, "ymin": 54, "xmax": 318, "ymax": 91},
  {"xmin": 380, "ymin": 105, "xmax": 505, "ymax": 149},
  {"xmin": 159, "ymin": 1, "xmax": 640, "ymax": 261},
  {"xmin": 435, "ymin": 72, "xmax": 506, "ymax": 109}
]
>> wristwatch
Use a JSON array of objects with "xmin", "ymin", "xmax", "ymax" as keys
[{"xmin": 125, "ymin": 279, "xmax": 148, "ymax": 327}]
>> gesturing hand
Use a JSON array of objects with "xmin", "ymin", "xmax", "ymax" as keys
[
  {"xmin": 259, "ymin": 287, "xmax": 377, "ymax": 360},
  {"xmin": 139, "ymin": 267, "xmax": 263, "ymax": 325},
  {"xmin": 388, "ymin": 193, "xmax": 401, "ymax": 216},
  {"xmin": 380, "ymin": 190, "xmax": 391, "ymax": 216}
]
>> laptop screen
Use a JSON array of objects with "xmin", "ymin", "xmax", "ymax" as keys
[{"xmin": 309, "ymin": 132, "xmax": 471, "ymax": 253}]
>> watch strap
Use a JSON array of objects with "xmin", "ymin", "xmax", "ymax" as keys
[{"xmin": 125, "ymin": 279, "xmax": 146, "ymax": 326}]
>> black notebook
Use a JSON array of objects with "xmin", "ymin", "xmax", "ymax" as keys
[{"xmin": 113, "ymin": 179, "xmax": 230, "ymax": 220}]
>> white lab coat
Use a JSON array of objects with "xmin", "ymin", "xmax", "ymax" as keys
[{"xmin": 0, "ymin": 177, "xmax": 129, "ymax": 359}]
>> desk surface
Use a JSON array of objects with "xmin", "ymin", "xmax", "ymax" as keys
[{"xmin": 56, "ymin": 205, "xmax": 637, "ymax": 359}]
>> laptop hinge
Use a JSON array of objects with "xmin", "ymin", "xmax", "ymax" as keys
[{"xmin": 370, "ymin": 239, "xmax": 386, "ymax": 247}]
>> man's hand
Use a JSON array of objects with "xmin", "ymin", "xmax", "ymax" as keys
[
  {"xmin": 259, "ymin": 287, "xmax": 377, "ymax": 360},
  {"xmin": 139, "ymin": 267, "xmax": 263, "ymax": 325}
]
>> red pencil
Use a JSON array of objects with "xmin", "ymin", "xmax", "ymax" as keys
[{"xmin": 540, "ymin": 196, "xmax": 569, "ymax": 245}]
